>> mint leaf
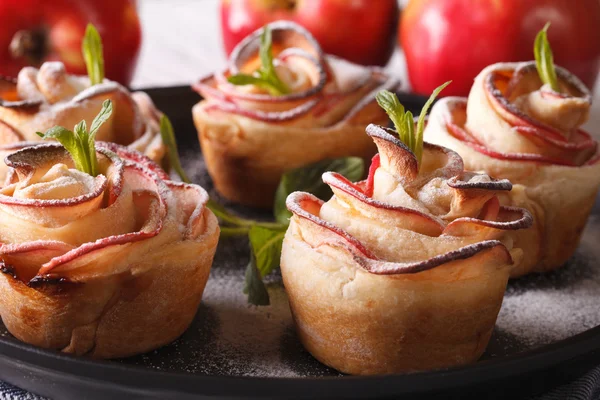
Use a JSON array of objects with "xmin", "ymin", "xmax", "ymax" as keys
[
  {"xmin": 244, "ymin": 225, "xmax": 286, "ymax": 305},
  {"xmin": 89, "ymin": 100, "xmax": 113, "ymax": 138},
  {"xmin": 36, "ymin": 100, "xmax": 111, "ymax": 177},
  {"xmin": 259, "ymin": 24, "xmax": 275, "ymax": 75},
  {"xmin": 36, "ymin": 127, "xmax": 87, "ymax": 173},
  {"xmin": 87, "ymin": 100, "xmax": 112, "ymax": 177},
  {"xmin": 160, "ymin": 114, "xmax": 191, "ymax": 184},
  {"xmin": 249, "ymin": 225, "xmax": 286, "ymax": 277},
  {"xmin": 228, "ymin": 73, "xmax": 268, "ymax": 86},
  {"xmin": 227, "ymin": 73, "xmax": 285, "ymax": 96},
  {"xmin": 245, "ymin": 157, "xmax": 365, "ymax": 305},
  {"xmin": 82, "ymin": 24, "xmax": 105, "ymax": 86},
  {"xmin": 74, "ymin": 120, "xmax": 93, "ymax": 176},
  {"xmin": 227, "ymin": 26, "xmax": 289, "ymax": 96},
  {"xmin": 415, "ymin": 81, "xmax": 451, "ymax": 164},
  {"xmin": 244, "ymin": 247, "xmax": 270, "ymax": 306},
  {"xmin": 158, "ymin": 113, "xmax": 284, "ymax": 306},
  {"xmin": 376, "ymin": 90, "xmax": 406, "ymax": 143},
  {"xmin": 274, "ymin": 157, "xmax": 364, "ymax": 224},
  {"xmin": 376, "ymin": 84, "xmax": 450, "ymax": 166},
  {"xmin": 534, "ymin": 23, "xmax": 560, "ymax": 92},
  {"xmin": 404, "ymin": 110, "xmax": 415, "ymax": 151}
]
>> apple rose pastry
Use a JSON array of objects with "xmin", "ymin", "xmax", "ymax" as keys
[
  {"xmin": 425, "ymin": 25, "xmax": 600, "ymax": 276},
  {"xmin": 192, "ymin": 21, "xmax": 399, "ymax": 207},
  {"xmin": 0, "ymin": 102, "xmax": 219, "ymax": 358},
  {"xmin": 280, "ymin": 88, "xmax": 532, "ymax": 375},
  {"xmin": 0, "ymin": 26, "xmax": 165, "ymax": 181}
]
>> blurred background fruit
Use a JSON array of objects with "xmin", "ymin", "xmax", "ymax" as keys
[
  {"xmin": 220, "ymin": 0, "xmax": 399, "ymax": 67},
  {"xmin": 400, "ymin": 0, "xmax": 600, "ymax": 97},
  {"xmin": 0, "ymin": 0, "xmax": 141, "ymax": 85}
]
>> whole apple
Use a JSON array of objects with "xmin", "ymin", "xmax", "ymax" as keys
[
  {"xmin": 401, "ymin": 0, "xmax": 600, "ymax": 97},
  {"xmin": 0, "ymin": 0, "xmax": 141, "ymax": 85},
  {"xmin": 220, "ymin": 0, "xmax": 399, "ymax": 67}
]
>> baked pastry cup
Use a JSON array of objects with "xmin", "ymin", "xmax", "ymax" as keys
[
  {"xmin": 281, "ymin": 125, "xmax": 532, "ymax": 375},
  {"xmin": 0, "ymin": 61, "xmax": 165, "ymax": 180},
  {"xmin": 0, "ymin": 143, "xmax": 219, "ymax": 358},
  {"xmin": 193, "ymin": 21, "xmax": 399, "ymax": 208},
  {"xmin": 425, "ymin": 62, "xmax": 600, "ymax": 276}
]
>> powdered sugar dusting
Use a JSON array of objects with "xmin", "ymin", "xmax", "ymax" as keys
[
  {"xmin": 117, "ymin": 152, "xmax": 600, "ymax": 375},
  {"xmin": 120, "ymin": 233, "xmax": 338, "ymax": 377},
  {"xmin": 494, "ymin": 214, "xmax": 600, "ymax": 349},
  {"xmin": 0, "ymin": 144, "xmax": 598, "ymax": 377}
]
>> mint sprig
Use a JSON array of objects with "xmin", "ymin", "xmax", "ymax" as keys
[
  {"xmin": 376, "ymin": 82, "xmax": 450, "ymax": 166},
  {"xmin": 243, "ymin": 157, "xmax": 364, "ymax": 305},
  {"xmin": 82, "ymin": 24, "xmax": 105, "ymax": 86},
  {"xmin": 160, "ymin": 115, "xmax": 191, "ymax": 184},
  {"xmin": 244, "ymin": 225, "xmax": 287, "ymax": 306},
  {"xmin": 227, "ymin": 26, "xmax": 290, "ymax": 96},
  {"xmin": 274, "ymin": 157, "xmax": 364, "ymax": 225},
  {"xmin": 534, "ymin": 22, "xmax": 560, "ymax": 92},
  {"xmin": 36, "ymin": 99, "xmax": 112, "ymax": 176},
  {"xmin": 160, "ymin": 118, "xmax": 364, "ymax": 305}
]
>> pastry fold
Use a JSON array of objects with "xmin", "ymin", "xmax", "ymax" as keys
[
  {"xmin": 193, "ymin": 21, "xmax": 399, "ymax": 207},
  {"xmin": 0, "ymin": 143, "xmax": 219, "ymax": 358},
  {"xmin": 281, "ymin": 125, "xmax": 532, "ymax": 374},
  {"xmin": 0, "ymin": 62, "xmax": 165, "ymax": 180},
  {"xmin": 425, "ymin": 62, "xmax": 600, "ymax": 276}
]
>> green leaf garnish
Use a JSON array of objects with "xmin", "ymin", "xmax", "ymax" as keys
[
  {"xmin": 227, "ymin": 74, "xmax": 288, "ymax": 95},
  {"xmin": 375, "ymin": 90, "xmax": 406, "ymax": 143},
  {"xmin": 36, "ymin": 99, "xmax": 112, "ymax": 176},
  {"xmin": 243, "ymin": 224, "xmax": 287, "ymax": 305},
  {"xmin": 274, "ymin": 157, "xmax": 365, "ymax": 225},
  {"xmin": 203, "ymin": 156, "xmax": 364, "ymax": 305},
  {"xmin": 534, "ymin": 22, "xmax": 560, "ymax": 92},
  {"xmin": 156, "ymin": 110, "xmax": 285, "ymax": 305},
  {"xmin": 376, "ymin": 82, "xmax": 450, "ymax": 166},
  {"xmin": 160, "ymin": 115, "xmax": 191, "ymax": 184},
  {"xmin": 89, "ymin": 99, "xmax": 113, "ymax": 137},
  {"xmin": 238, "ymin": 157, "xmax": 365, "ymax": 305},
  {"xmin": 249, "ymin": 225, "xmax": 286, "ymax": 277},
  {"xmin": 227, "ymin": 26, "xmax": 290, "ymax": 96},
  {"xmin": 159, "ymin": 115, "xmax": 364, "ymax": 305},
  {"xmin": 82, "ymin": 24, "xmax": 105, "ymax": 86},
  {"xmin": 243, "ymin": 248, "xmax": 271, "ymax": 306}
]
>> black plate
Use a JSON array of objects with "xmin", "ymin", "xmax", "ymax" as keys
[{"xmin": 0, "ymin": 86, "xmax": 599, "ymax": 400}]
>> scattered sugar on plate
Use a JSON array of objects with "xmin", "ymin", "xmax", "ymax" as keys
[
  {"xmin": 1, "ymin": 147, "xmax": 596, "ymax": 378},
  {"xmin": 118, "ymin": 152, "xmax": 600, "ymax": 375},
  {"xmin": 493, "ymin": 215, "xmax": 600, "ymax": 350},
  {"xmin": 121, "ymin": 234, "xmax": 339, "ymax": 377}
]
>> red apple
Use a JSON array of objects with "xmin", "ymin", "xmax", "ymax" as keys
[
  {"xmin": 220, "ymin": 0, "xmax": 399, "ymax": 67},
  {"xmin": 401, "ymin": 0, "xmax": 600, "ymax": 97},
  {"xmin": 0, "ymin": 0, "xmax": 141, "ymax": 85}
]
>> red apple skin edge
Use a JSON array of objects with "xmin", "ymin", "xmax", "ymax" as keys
[
  {"xmin": 0, "ymin": 0, "xmax": 141, "ymax": 86},
  {"xmin": 220, "ymin": 0, "xmax": 399, "ymax": 67},
  {"xmin": 400, "ymin": 0, "xmax": 600, "ymax": 97}
]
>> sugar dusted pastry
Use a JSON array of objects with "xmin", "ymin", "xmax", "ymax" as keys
[
  {"xmin": 425, "ymin": 26, "xmax": 600, "ymax": 276},
  {"xmin": 193, "ymin": 21, "xmax": 399, "ymax": 207},
  {"xmin": 0, "ymin": 61, "xmax": 165, "ymax": 180},
  {"xmin": 0, "ymin": 102, "xmax": 219, "ymax": 358},
  {"xmin": 280, "ymin": 88, "xmax": 532, "ymax": 374},
  {"xmin": 0, "ymin": 25, "xmax": 164, "ymax": 180}
]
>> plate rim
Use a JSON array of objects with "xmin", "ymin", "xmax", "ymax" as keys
[{"xmin": 0, "ymin": 321, "xmax": 599, "ymax": 398}]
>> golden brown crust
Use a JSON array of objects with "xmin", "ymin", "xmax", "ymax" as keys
[
  {"xmin": 282, "ymin": 230, "xmax": 509, "ymax": 374},
  {"xmin": 192, "ymin": 22, "xmax": 399, "ymax": 208},
  {"xmin": 194, "ymin": 103, "xmax": 382, "ymax": 207},
  {"xmin": 281, "ymin": 128, "xmax": 531, "ymax": 374},
  {"xmin": 0, "ymin": 143, "xmax": 219, "ymax": 358},
  {"xmin": 424, "ymin": 62, "xmax": 600, "ymax": 276}
]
